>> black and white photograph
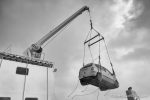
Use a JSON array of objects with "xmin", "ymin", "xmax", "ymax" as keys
[{"xmin": 0, "ymin": 0, "xmax": 150, "ymax": 100}]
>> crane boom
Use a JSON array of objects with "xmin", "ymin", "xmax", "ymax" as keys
[
  {"xmin": 24, "ymin": 6, "xmax": 89, "ymax": 59},
  {"xmin": 36, "ymin": 6, "xmax": 89, "ymax": 46}
]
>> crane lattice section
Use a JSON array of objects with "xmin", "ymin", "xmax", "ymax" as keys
[{"xmin": 0, "ymin": 51, "xmax": 53, "ymax": 68}]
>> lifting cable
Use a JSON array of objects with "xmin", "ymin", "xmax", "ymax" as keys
[
  {"xmin": 83, "ymin": 30, "xmax": 92, "ymax": 66},
  {"xmin": 22, "ymin": 63, "xmax": 28, "ymax": 100},
  {"xmin": 88, "ymin": 9, "xmax": 95, "ymax": 64},
  {"xmin": 88, "ymin": 31, "xmax": 95, "ymax": 63},
  {"xmin": 83, "ymin": 9, "xmax": 103, "ymax": 73},
  {"xmin": 86, "ymin": 9, "xmax": 115, "ymax": 75},
  {"xmin": 83, "ymin": 9, "xmax": 95, "ymax": 66},
  {"xmin": 98, "ymin": 33, "xmax": 101, "ymax": 73},
  {"xmin": 103, "ymin": 39, "xmax": 115, "ymax": 75},
  {"xmin": 83, "ymin": 30, "xmax": 95, "ymax": 65}
]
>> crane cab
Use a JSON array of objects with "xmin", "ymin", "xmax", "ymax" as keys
[{"xmin": 79, "ymin": 63, "xmax": 119, "ymax": 91}]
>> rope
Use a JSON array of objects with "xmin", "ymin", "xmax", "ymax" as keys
[
  {"xmin": 103, "ymin": 39, "xmax": 112, "ymax": 66},
  {"xmin": 104, "ymin": 90, "xmax": 111, "ymax": 96},
  {"xmin": 3, "ymin": 44, "xmax": 12, "ymax": 53},
  {"xmin": 87, "ymin": 9, "xmax": 93, "ymax": 30},
  {"xmin": 85, "ymin": 9, "xmax": 95, "ymax": 63},
  {"xmin": 83, "ymin": 44, "xmax": 86, "ymax": 66},
  {"xmin": 98, "ymin": 34, "xmax": 101, "ymax": 73},
  {"xmin": 97, "ymin": 90, "xmax": 100, "ymax": 100},
  {"xmin": 68, "ymin": 80, "xmax": 80, "ymax": 97},
  {"xmin": 81, "ymin": 85, "xmax": 89, "ymax": 92},
  {"xmin": 106, "ymin": 94, "xmax": 148, "ymax": 99},
  {"xmin": 88, "ymin": 46, "xmax": 94, "ymax": 63},
  {"xmin": 88, "ymin": 30, "xmax": 94, "ymax": 63},
  {"xmin": 103, "ymin": 39, "xmax": 115, "ymax": 75},
  {"xmin": 83, "ymin": 30, "xmax": 92, "ymax": 66},
  {"xmin": 87, "ymin": 27, "xmax": 103, "ymax": 72},
  {"xmin": 72, "ymin": 88, "xmax": 99, "ymax": 99},
  {"xmin": 22, "ymin": 63, "xmax": 28, "ymax": 100},
  {"xmin": 91, "ymin": 27, "xmax": 115, "ymax": 75}
]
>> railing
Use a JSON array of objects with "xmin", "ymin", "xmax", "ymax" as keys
[{"xmin": 0, "ymin": 51, "xmax": 53, "ymax": 68}]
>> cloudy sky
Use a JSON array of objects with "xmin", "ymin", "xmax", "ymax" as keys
[{"xmin": 0, "ymin": 0, "xmax": 150, "ymax": 100}]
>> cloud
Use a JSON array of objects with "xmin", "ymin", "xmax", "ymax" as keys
[
  {"xmin": 107, "ymin": 0, "xmax": 150, "ymax": 62},
  {"xmin": 0, "ymin": 0, "xmax": 150, "ymax": 100},
  {"xmin": 111, "ymin": 0, "xmax": 143, "ymax": 28},
  {"xmin": 121, "ymin": 47, "xmax": 150, "ymax": 61},
  {"xmin": 100, "ymin": 0, "xmax": 150, "ymax": 98}
]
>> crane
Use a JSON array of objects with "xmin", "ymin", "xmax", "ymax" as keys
[{"xmin": 24, "ymin": 6, "xmax": 89, "ymax": 59}]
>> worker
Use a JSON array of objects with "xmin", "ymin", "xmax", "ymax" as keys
[{"xmin": 126, "ymin": 87, "xmax": 140, "ymax": 100}]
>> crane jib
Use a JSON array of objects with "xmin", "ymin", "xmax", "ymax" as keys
[
  {"xmin": 24, "ymin": 6, "xmax": 90, "ymax": 59},
  {"xmin": 36, "ymin": 6, "xmax": 89, "ymax": 46}
]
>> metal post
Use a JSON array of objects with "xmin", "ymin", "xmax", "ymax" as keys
[
  {"xmin": 22, "ymin": 64, "xmax": 28, "ymax": 100},
  {"xmin": 0, "ymin": 58, "xmax": 3, "ymax": 68},
  {"xmin": 47, "ymin": 67, "xmax": 49, "ymax": 100}
]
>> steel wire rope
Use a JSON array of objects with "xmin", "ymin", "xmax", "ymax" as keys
[
  {"xmin": 91, "ymin": 28, "xmax": 113, "ymax": 69},
  {"xmin": 83, "ymin": 30, "xmax": 92, "ymax": 66},
  {"xmin": 91, "ymin": 28, "xmax": 115, "ymax": 74},
  {"xmin": 103, "ymin": 39, "xmax": 115, "ymax": 75},
  {"xmin": 88, "ymin": 27, "xmax": 103, "ymax": 72},
  {"xmin": 22, "ymin": 63, "xmax": 28, "ymax": 100},
  {"xmin": 88, "ymin": 30, "xmax": 94, "ymax": 63},
  {"xmin": 98, "ymin": 33, "xmax": 102, "ymax": 73},
  {"xmin": 87, "ymin": 8, "xmax": 93, "ymax": 30},
  {"xmin": 87, "ymin": 10, "xmax": 95, "ymax": 63}
]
